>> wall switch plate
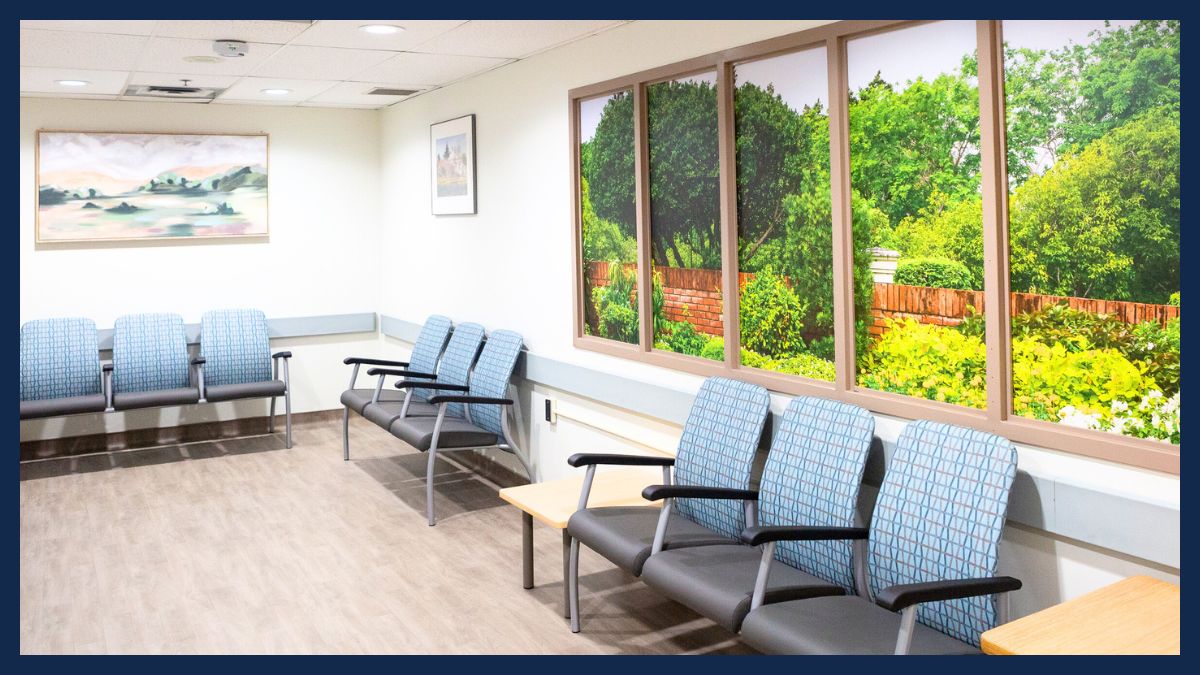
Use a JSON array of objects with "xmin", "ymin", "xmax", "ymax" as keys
[{"xmin": 545, "ymin": 397, "xmax": 558, "ymax": 424}]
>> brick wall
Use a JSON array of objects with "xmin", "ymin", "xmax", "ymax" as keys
[{"xmin": 586, "ymin": 262, "xmax": 1180, "ymax": 339}]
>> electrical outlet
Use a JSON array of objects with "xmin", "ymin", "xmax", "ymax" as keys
[{"xmin": 544, "ymin": 397, "xmax": 558, "ymax": 424}]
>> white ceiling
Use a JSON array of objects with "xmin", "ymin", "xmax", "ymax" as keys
[{"xmin": 20, "ymin": 19, "xmax": 628, "ymax": 108}]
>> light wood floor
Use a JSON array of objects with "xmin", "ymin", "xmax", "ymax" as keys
[{"xmin": 20, "ymin": 415, "xmax": 753, "ymax": 654}]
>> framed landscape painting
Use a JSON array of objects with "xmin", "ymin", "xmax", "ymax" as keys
[
  {"xmin": 430, "ymin": 114, "xmax": 476, "ymax": 215},
  {"xmin": 36, "ymin": 130, "xmax": 269, "ymax": 243}
]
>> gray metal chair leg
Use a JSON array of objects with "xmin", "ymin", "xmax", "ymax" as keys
[
  {"xmin": 284, "ymin": 387, "xmax": 292, "ymax": 449},
  {"xmin": 268, "ymin": 397, "xmax": 276, "ymax": 432},
  {"xmin": 342, "ymin": 406, "xmax": 351, "ymax": 461},
  {"xmin": 569, "ymin": 536, "xmax": 581, "ymax": 633},
  {"xmin": 426, "ymin": 446, "xmax": 438, "ymax": 526}
]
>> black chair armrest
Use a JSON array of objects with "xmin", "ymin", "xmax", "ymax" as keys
[
  {"xmin": 741, "ymin": 525, "xmax": 869, "ymax": 547},
  {"xmin": 365, "ymin": 368, "xmax": 438, "ymax": 379},
  {"xmin": 103, "ymin": 363, "xmax": 114, "ymax": 372},
  {"xmin": 428, "ymin": 395, "xmax": 513, "ymax": 406},
  {"xmin": 566, "ymin": 453, "xmax": 676, "ymax": 468},
  {"xmin": 343, "ymin": 356, "xmax": 403, "ymax": 366},
  {"xmin": 191, "ymin": 356, "xmax": 206, "ymax": 365},
  {"xmin": 394, "ymin": 382, "xmax": 469, "ymax": 392},
  {"xmin": 875, "ymin": 577, "xmax": 1023, "ymax": 613},
  {"xmin": 273, "ymin": 351, "xmax": 292, "ymax": 359},
  {"xmin": 642, "ymin": 485, "xmax": 758, "ymax": 502}
]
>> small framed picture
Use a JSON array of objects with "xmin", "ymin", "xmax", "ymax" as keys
[{"xmin": 430, "ymin": 114, "xmax": 477, "ymax": 215}]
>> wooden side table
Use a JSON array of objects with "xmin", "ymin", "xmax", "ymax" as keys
[
  {"xmin": 498, "ymin": 467, "xmax": 663, "ymax": 617},
  {"xmin": 981, "ymin": 575, "xmax": 1180, "ymax": 655}
]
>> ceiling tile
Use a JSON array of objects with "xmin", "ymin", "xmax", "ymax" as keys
[
  {"xmin": 20, "ymin": 30, "xmax": 148, "ymax": 70},
  {"xmin": 412, "ymin": 20, "xmax": 624, "ymax": 58},
  {"xmin": 23, "ymin": 92, "xmax": 119, "ymax": 101},
  {"xmin": 218, "ymin": 77, "xmax": 339, "ymax": 103},
  {"xmin": 290, "ymin": 20, "xmax": 466, "ymax": 50},
  {"xmin": 153, "ymin": 20, "xmax": 313, "ymax": 44},
  {"xmin": 20, "ymin": 67, "xmax": 130, "ymax": 95},
  {"xmin": 305, "ymin": 81, "xmax": 426, "ymax": 107},
  {"xmin": 128, "ymin": 72, "xmax": 239, "ymax": 89},
  {"xmin": 250, "ymin": 45, "xmax": 395, "ymax": 81},
  {"xmin": 19, "ymin": 20, "xmax": 157, "ymax": 36},
  {"xmin": 136, "ymin": 38, "xmax": 281, "ymax": 76},
  {"xmin": 353, "ymin": 52, "xmax": 509, "ymax": 86},
  {"xmin": 297, "ymin": 101, "xmax": 383, "ymax": 110}
]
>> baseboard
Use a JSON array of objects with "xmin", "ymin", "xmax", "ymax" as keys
[{"xmin": 18, "ymin": 409, "xmax": 341, "ymax": 462}]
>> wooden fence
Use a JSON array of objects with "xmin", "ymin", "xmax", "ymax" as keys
[{"xmin": 585, "ymin": 261, "xmax": 1180, "ymax": 338}]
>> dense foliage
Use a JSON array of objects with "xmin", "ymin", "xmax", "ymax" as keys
[{"xmin": 580, "ymin": 21, "xmax": 1180, "ymax": 444}]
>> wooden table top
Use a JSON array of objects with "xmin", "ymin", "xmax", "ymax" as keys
[
  {"xmin": 980, "ymin": 575, "xmax": 1180, "ymax": 655},
  {"xmin": 499, "ymin": 467, "xmax": 663, "ymax": 529}
]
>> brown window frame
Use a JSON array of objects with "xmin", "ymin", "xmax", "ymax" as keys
[{"xmin": 569, "ymin": 19, "xmax": 1180, "ymax": 474}]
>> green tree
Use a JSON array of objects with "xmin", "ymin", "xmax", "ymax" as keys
[
  {"xmin": 646, "ymin": 79, "xmax": 721, "ymax": 268},
  {"xmin": 586, "ymin": 91, "xmax": 636, "ymax": 239}
]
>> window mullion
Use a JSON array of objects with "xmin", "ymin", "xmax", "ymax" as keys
[
  {"xmin": 633, "ymin": 82, "xmax": 653, "ymax": 353},
  {"xmin": 977, "ymin": 19, "xmax": 1013, "ymax": 423},
  {"xmin": 827, "ymin": 36, "xmax": 855, "ymax": 395},
  {"xmin": 716, "ymin": 61, "xmax": 739, "ymax": 372}
]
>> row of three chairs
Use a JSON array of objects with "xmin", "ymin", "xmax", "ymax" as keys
[
  {"xmin": 19, "ymin": 310, "xmax": 293, "ymax": 446},
  {"xmin": 340, "ymin": 315, "xmax": 530, "ymax": 525},
  {"xmin": 566, "ymin": 377, "xmax": 1021, "ymax": 654}
]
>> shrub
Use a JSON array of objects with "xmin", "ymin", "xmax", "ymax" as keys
[
  {"xmin": 699, "ymin": 337, "xmax": 726, "ymax": 362},
  {"xmin": 805, "ymin": 335, "xmax": 836, "ymax": 362},
  {"xmin": 893, "ymin": 257, "xmax": 976, "ymax": 290},
  {"xmin": 768, "ymin": 353, "xmax": 836, "ymax": 381},
  {"xmin": 857, "ymin": 318, "xmax": 987, "ymax": 408},
  {"xmin": 591, "ymin": 260, "xmax": 639, "ymax": 343},
  {"xmin": 739, "ymin": 268, "xmax": 807, "ymax": 358},
  {"xmin": 661, "ymin": 319, "xmax": 710, "ymax": 358},
  {"xmin": 1011, "ymin": 338, "xmax": 1154, "ymax": 417},
  {"xmin": 1169, "ymin": 292, "xmax": 1180, "ymax": 306}
]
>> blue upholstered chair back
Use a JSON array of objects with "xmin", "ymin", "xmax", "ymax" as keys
[
  {"xmin": 758, "ymin": 396, "xmax": 875, "ymax": 593},
  {"xmin": 200, "ymin": 309, "xmax": 271, "ymax": 386},
  {"xmin": 672, "ymin": 377, "xmax": 771, "ymax": 540},
  {"xmin": 19, "ymin": 318, "xmax": 102, "ymax": 401},
  {"xmin": 112, "ymin": 313, "xmax": 190, "ymax": 393},
  {"xmin": 466, "ymin": 330, "xmax": 524, "ymax": 436},
  {"xmin": 433, "ymin": 322, "xmax": 485, "ymax": 418},
  {"xmin": 405, "ymin": 315, "xmax": 453, "ymax": 402},
  {"xmin": 868, "ymin": 420, "xmax": 1017, "ymax": 647}
]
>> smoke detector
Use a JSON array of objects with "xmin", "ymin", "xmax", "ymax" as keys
[{"xmin": 213, "ymin": 40, "xmax": 248, "ymax": 58}]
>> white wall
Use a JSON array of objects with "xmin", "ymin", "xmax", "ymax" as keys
[
  {"xmin": 19, "ymin": 97, "xmax": 389, "ymax": 430},
  {"xmin": 373, "ymin": 20, "xmax": 1180, "ymax": 618}
]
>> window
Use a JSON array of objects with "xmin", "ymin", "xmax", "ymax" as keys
[
  {"xmin": 846, "ymin": 21, "xmax": 986, "ymax": 408},
  {"xmin": 647, "ymin": 72, "xmax": 722, "ymax": 360},
  {"xmin": 578, "ymin": 90, "xmax": 638, "ymax": 345},
  {"xmin": 734, "ymin": 48, "xmax": 835, "ymax": 381},
  {"xmin": 1002, "ymin": 21, "xmax": 1180, "ymax": 445},
  {"xmin": 569, "ymin": 20, "xmax": 1180, "ymax": 472}
]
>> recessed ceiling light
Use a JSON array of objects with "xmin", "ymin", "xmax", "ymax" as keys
[
  {"xmin": 56, "ymin": 80, "xmax": 90, "ymax": 87},
  {"xmin": 183, "ymin": 55, "xmax": 222, "ymax": 64},
  {"xmin": 261, "ymin": 88, "xmax": 292, "ymax": 96},
  {"xmin": 359, "ymin": 24, "xmax": 403, "ymax": 35}
]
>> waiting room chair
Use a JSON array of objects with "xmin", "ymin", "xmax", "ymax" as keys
[
  {"xmin": 19, "ymin": 317, "xmax": 109, "ymax": 419},
  {"xmin": 199, "ymin": 309, "xmax": 294, "ymax": 448},
  {"xmin": 110, "ymin": 313, "xmax": 202, "ymax": 411},
  {"xmin": 565, "ymin": 376, "xmax": 771, "ymax": 632},
  {"xmin": 738, "ymin": 420, "xmax": 1021, "ymax": 655},
  {"xmin": 639, "ymin": 396, "xmax": 876, "ymax": 633},
  {"xmin": 340, "ymin": 315, "xmax": 454, "ymax": 460},
  {"xmin": 386, "ymin": 329, "xmax": 528, "ymax": 526}
]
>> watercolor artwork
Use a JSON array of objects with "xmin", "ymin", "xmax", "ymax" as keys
[{"xmin": 36, "ymin": 131, "xmax": 268, "ymax": 242}]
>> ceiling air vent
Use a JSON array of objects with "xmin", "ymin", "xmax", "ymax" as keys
[
  {"xmin": 123, "ymin": 84, "xmax": 224, "ymax": 103},
  {"xmin": 368, "ymin": 87, "xmax": 418, "ymax": 97}
]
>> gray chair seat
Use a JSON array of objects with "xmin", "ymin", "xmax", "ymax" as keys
[
  {"xmin": 340, "ymin": 388, "xmax": 410, "ymax": 414},
  {"xmin": 362, "ymin": 400, "xmax": 438, "ymax": 428},
  {"xmin": 740, "ymin": 595, "xmax": 980, "ymax": 655},
  {"xmin": 641, "ymin": 544, "xmax": 845, "ymax": 632},
  {"xmin": 113, "ymin": 387, "xmax": 201, "ymax": 410},
  {"xmin": 388, "ymin": 415, "xmax": 497, "ymax": 451},
  {"xmin": 567, "ymin": 506, "xmax": 736, "ymax": 576},
  {"xmin": 19, "ymin": 394, "xmax": 108, "ymax": 419},
  {"xmin": 206, "ymin": 380, "xmax": 285, "ymax": 402}
]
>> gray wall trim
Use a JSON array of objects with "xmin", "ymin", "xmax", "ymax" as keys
[
  {"xmin": 380, "ymin": 314, "xmax": 1178, "ymax": 568},
  {"xmin": 95, "ymin": 312, "xmax": 377, "ymax": 350}
]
